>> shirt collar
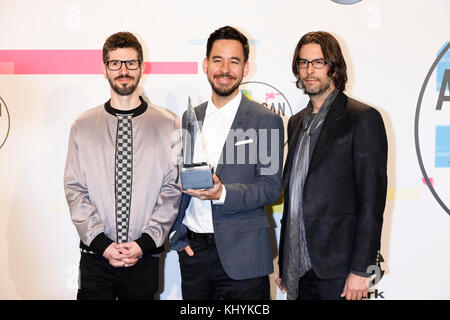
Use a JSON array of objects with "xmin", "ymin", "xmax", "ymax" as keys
[
  {"xmin": 104, "ymin": 96, "xmax": 148, "ymax": 118},
  {"xmin": 205, "ymin": 91, "xmax": 242, "ymax": 122}
]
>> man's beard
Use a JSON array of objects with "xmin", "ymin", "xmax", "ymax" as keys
[
  {"xmin": 108, "ymin": 74, "xmax": 140, "ymax": 96},
  {"xmin": 301, "ymin": 76, "xmax": 332, "ymax": 96},
  {"xmin": 209, "ymin": 72, "xmax": 242, "ymax": 97}
]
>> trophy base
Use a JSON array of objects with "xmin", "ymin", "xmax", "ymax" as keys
[{"xmin": 181, "ymin": 165, "xmax": 213, "ymax": 190}]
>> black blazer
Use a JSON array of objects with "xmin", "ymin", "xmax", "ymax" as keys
[{"xmin": 279, "ymin": 91, "xmax": 388, "ymax": 280}]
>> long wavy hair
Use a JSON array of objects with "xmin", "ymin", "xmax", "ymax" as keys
[{"xmin": 292, "ymin": 31, "xmax": 347, "ymax": 91}]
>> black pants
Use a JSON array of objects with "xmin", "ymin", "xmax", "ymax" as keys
[
  {"xmin": 77, "ymin": 252, "xmax": 159, "ymax": 300},
  {"xmin": 296, "ymin": 270, "xmax": 346, "ymax": 300},
  {"xmin": 178, "ymin": 233, "xmax": 270, "ymax": 300}
]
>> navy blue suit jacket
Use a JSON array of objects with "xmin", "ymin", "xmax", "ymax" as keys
[{"xmin": 170, "ymin": 95, "xmax": 284, "ymax": 280}]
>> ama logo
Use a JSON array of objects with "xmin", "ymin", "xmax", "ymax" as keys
[
  {"xmin": 415, "ymin": 42, "xmax": 450, "ymax": 216},
  {"xmin": 239, "ymin": 81, "xmax": 292, "ymax": 181},
  {"xmin": 240, "ymin": 81, "xmax": 293, "ymax": 118},
  {"xmin": 0, "ymin": 95, "xmax": 10, "ymax": 149}
]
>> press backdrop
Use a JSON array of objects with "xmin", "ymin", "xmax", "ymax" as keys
[{"xmin": 1, "ymin": 0, "xmax": 449, "ymax": 299}]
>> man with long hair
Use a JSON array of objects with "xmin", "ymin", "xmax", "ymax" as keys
[{"xmin": 277, "ymin": 31, "xmax": 387, "ymax": 300}]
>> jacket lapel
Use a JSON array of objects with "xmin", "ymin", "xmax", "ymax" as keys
[
  {"xmin": 307, "ymin": 91, "xmax": 348, "ymax": 175},
  {"xmin": 215, "ymin": 95, "xmax": 250, "ymax": 177},
  {"xmin": 194, "ymin": 102, "xmax": 208, "ymax": 124},
  {"xmin": 229, "ymin": 95, "xmax": 250, "ymax": 131}
]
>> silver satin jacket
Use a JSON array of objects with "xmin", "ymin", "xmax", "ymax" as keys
[{"xmin": 64, "ymin": 101, "xmax": 182, "ymax": 248}]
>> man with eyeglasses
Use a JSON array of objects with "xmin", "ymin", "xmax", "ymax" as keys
[
  {"xmin": 276, "ymin": 31, "xmax": 388, "ymax": 300},
  {"xmin": 64, "ymin": 32, "xmax": 181, "ymax": 299}
]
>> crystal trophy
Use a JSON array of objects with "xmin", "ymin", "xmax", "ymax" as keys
[{"xmin": 180, "ymin": 97, "xmax": 213, "ymax": 190}]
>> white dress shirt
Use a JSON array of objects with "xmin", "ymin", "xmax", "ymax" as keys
[{"xmin": 182, "ymin": 92, "xmax": 242, "ymax": 233}]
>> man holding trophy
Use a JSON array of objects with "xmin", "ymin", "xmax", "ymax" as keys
[{"xmin": 169, "ymin": 26, "xmax": 284, "ymax": 300}]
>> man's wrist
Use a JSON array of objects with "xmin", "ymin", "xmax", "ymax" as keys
[
  {"xmin": 134, "ymin": 233, "xmax": 157, "ymax": 255},
  {"xmin": 213, "ymin": 184, "xmax": 226, "ymax": 204},
  {"xmin": 89, "ymin": 233, "xmax": 114, "ymax": 256},
  {"xmin": 350, "ymin": 270, "xmax": 372, "ymax": 278}
]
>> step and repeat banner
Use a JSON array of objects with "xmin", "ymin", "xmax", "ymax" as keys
[{"xmin": 0, "ymin": 0, "xmax": 449, "ymax": 299}]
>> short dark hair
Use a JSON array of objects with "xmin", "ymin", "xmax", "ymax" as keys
[
  {"xmin": 102, "ymin": 32, "xmax": 143, "ymax": 63},
  {"xmin": 206, "ymin": 26, "xmax": 249, "ymax": 62},
  {"xmin": 292, "ymin": 31, "xmax": 347, "ymax": 91}
]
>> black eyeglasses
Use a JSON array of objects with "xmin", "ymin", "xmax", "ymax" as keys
[
  {"xmin": 106, "ymin": 60, "xmax": 141, "ymax": 71},
  {"xmin": 297, "ymin": 59, "xmax": 327, "ymax": 69}
]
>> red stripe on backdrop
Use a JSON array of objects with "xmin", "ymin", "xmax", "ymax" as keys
[{"xmin": 0, "ymin": 50, "xmax": 198, "ymax": 75}]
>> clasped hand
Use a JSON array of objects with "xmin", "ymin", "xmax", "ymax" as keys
[{"xmin": 103, "ymin": 241, "xmax": 143, "ymax": 268}]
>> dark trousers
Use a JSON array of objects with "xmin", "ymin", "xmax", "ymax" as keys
[
  {"xmin": 77, "ymin": 252, "xmax": 159, "ymax": 300},
  {"xmin": 178, "ymin": 232, "xmax": 270, "ymax": 300},
  {"xmin": 296, "ymin": 270, "xmax": 346, "ymax": 300}
]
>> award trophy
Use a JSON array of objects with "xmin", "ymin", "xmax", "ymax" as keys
[{"xmin": 180, "ymin": 97, "xmax": 213, "ymax": 190}]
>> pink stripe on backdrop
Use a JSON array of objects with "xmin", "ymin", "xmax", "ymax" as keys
[
  {"xmin": 0, "ymin": 50, "xmax": 198, "ymax": 75},
  {"xmin": 0, "ymin": 62, "xmax": 15, "ymax": 74}
]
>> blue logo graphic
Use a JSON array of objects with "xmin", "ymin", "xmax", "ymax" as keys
[
  {"xmin": 415, "ymin": 42, "xmax": 450, "ymax": 216},
  {"xmin": 435, "ymin": 126, "xmax": 450, "ymax": 168}
]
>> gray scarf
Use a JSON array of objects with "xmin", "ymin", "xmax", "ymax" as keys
[{"xmin": 281, "ymin": 89, "xmax": 338, "ymax": 299}]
